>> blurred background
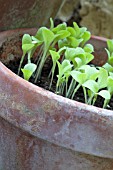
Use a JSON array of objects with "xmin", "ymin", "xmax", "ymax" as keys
[
  {"xmin": 0, "ymin": 0, "xmax": 113, "ymax": 39},
  {"xmin": 57, "ymin": 0, "xmax": 113, "ymax": 38}
]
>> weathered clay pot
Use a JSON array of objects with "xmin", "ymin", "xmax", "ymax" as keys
[
  {"xmin": 0, "ymin": 29, "xmax": 113, "ymax": 170},
  {"xmin": 0, "ymin": 0, "xmax": 64, "ymax": 31}
]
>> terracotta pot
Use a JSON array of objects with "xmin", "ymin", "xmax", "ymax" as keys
[
  {"xmin": 0, "ymin": 0, "xmax": 64, "ymax": 31},
  {"xmin": 0, "ymin": 28, "xmax": 113, "ymax": 170}
]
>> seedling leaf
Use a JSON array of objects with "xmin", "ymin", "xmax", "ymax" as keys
[
  {"xmin": 83, "ymin": 80, "xmax": 98, "ymax": 93},
  {"xmin": 21, "ymin": 63, "xmax": 37, "ymax": 81},
  {"xmin": 71, "ymin": 70, "xmax": 87, "ymax": 85},
  {"xmin": 98, "ymin": 90, "xmax": 110, "ymax": 100},
  {"xmin": 84, "ymin": 44, "xmax": 94, "ymax": 53},
  {"xmin": 98, "ymin": 68, "xmax": 108, "ymax": 89},
  {"xmin": 107, "ymin": 39, "xmax": 113, "ymax": 54}
]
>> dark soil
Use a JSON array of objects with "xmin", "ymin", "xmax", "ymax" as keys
[
  {"xmin": 5, "ymin": 55, "xmax": 113, "ymax": 111},
  {"xmin": 6, "ymin": 53, "xmax": 57, "ymax": 89}
]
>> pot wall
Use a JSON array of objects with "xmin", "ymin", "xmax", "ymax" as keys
[
  {"xmin": 0, "ymin": 0, "xmax": 64, "ymax": 31},
  {"xmin": 1, "ymin": 117, "xmax": 113, "ymax": 170},
  {"xmin": 1, "ymin": 29, "xmax": 113, "ymax": 169}
]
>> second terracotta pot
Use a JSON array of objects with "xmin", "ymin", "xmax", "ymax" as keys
[{"xmin": 0, "ymin": 0, "xmax": 64, "ymax": 31}]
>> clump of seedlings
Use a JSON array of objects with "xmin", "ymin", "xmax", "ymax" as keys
[{"xmin": 18, "ymin": 18, "xmax": 113, "ymax": 109}]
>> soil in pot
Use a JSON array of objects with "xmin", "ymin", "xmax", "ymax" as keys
[{"xmin": 1, "ymin": 32, "xmax": 113, "ymax": 111}]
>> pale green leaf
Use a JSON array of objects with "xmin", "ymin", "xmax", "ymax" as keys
[
  {"xmin": 49, "ymin": 50, "xmax": 60, "ymax": 63},
  {"xmin": 81, "ymin": 31, "xmax": 91, "ymax": 47},
  {"xmin": 52, "ymin": 22, "xmax": 67, "ymax": 33},
  {"xmin": 54, "ymin": 30, "xmax": 70, "ymax": 41},
  {"xmin": 21, "ymin": 63, "xmax": 37, "ymax": 81},
  {"xmin": 84, "ymin": 44, "xmax": 94, "ymax": 53},
  {"xmin": 98, "ymin": 68, "xmax": 108, "ymax": 89},
  {"xmin": 42, "ymin": 28, "xmax": 55, "ymax": 48},
  {"xmin": 22, "ymin": 34, "xmax": 32, "ymax": 44},
  {"xmin": 22, "ymin": 44, "xmax": 35, "ymax": 53},
  {"xmin": 107, "ymin": 39, "xmax": 113, "ymax": 53},
  {"xmin": 71, "ymin": 70, "xmax": 87, "ymax": 84},
  {"xmin": 83, "ymin": 80, "xmax": 99, "ymax": 93},
  {"xmin": 103, "ymin": 63, "xmax": 113, "ymax": 72},
  {"xmin": 98, "ymin": 90, "xmax": 110, "ymax": 100},
  {"xmin": 107, "ymin": 76, "xmax": 113, "ymax": 94}
]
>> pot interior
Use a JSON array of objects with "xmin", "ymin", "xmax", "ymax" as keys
[
  {"xmin": 0, "ymin": 29, "xmax": 112, "ymax": 109},
  {"xmin": 0, "ymin": 30, "xmax": 108, "ymax": 66},
  {"xmin": 0, "ymin": 29, "xmax": 38, "ymax": 65}
]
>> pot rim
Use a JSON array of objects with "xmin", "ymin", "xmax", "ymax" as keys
[{"xmin": 0, "ymin": 28, "xmax": 113, "ymax": 159}]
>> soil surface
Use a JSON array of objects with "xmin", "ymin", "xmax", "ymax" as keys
[{"xmin": 5, "ymin": 54, "xmax": 113, "ymax": 111}]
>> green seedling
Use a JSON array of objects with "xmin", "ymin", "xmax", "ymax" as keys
[
  {"xmin": 71, "ymin": 70, "xmax": 87, "ymax": 102},
  {"xmin": 18, "ymin": 33, "xmax": 42, "ymax": 75},
  {"xmin": 70, "ymin": 65, "xmax": 99, "ymax": 102},
  {"xmin": 103, "ymin": 76, "xmax": 113, "ymax": 108},
  {"xmin": 18, "ymin": 18, "xmax": 113, "ymax": 109},
  {"xmin": 103, "ymin": 63, "xmax": 113, "ymax": 73},
  {"xmin": 82, "ymin": 68, "xmax": 108, "ymax": 107},
  {"xmin": 56, "ymin": 59, "xmax": 73, "ymax": 95},
  {"xmin": 105, "ymin": 39, "xmax": 113, "ymax": 66},
  {"xmin": 18, "ymin": 34, "xmax": 35, "ymax": 75},
  {"xmin": 49, "ymin": 50, "xmax": 60, "ymax": 89},
  {"xmin": 21, "ymin": 63, "xmax": 37, "ymax": 81},
  {"xmin": 83, "ymin": 44, "xmax": 94, "ymax": 53},
  {"xmin": 65, "ymin": 47, "xmax": 94, "ymax": 69},
  {"xmin": 98, "ymin": 90, "xmax": 110, "ymax": 108},
  {"xmin": 34, "ymin": 27, "xmax": 55, "ymax": 81},
  {"xmin": 107, "ymin": 76, "xmax": 113, "ymax": 96}
]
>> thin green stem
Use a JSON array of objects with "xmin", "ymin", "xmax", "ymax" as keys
[
  {"xmin": 34, "ymin": 48, "xmax": 47, "ymax": 82},
  {"xmin": 92, "ymin": 94, "xmax": 97, "ymax": 106},
  {"xmin": 103, "ymin": 99, "xmax": 109, "ymax": 109},
  {"xmin": 35, "ymin": 45, "xmax": 43, "ymax": 65},
  {"xmin": 83, "ymin": 87, "xmax": 87, "ymax": 104},
  {"xmin": 71, "ymin": 84, "xmax": 81, "ymax": 99},
  {"xmin": 49, "ymin": 64, "xmax": 56, "ymax": 90},
  {"xmin": 28, "ymin": 52, "xmax": 31, "ymax": 64},
  {"xmin": 48, "ymin": 68, "xmax": 52, "ymax": 78},
  {"xmin": 56, "ymin": 79, "xmax": 60, "ymax": 93},
  {"xmin": 61, "ymin": 54, "xmax": 65, "ymax": 63},
  {"xmin": 51, "ymin": 40, "xmax": 56, "ymax": 49},
  {"xmin": 88, "ymin": 93, "xmax": 94, "ymax": 105},
  {"xmin": 65, "ymin": 80, "xmax": 68, "ymax": 96},
  {"xmin": 66, "ymin": 79, "xmax": 76, "ymax": 98},
  {"xmin": 18, "ymin": 53, "xmax": 25, "ymax": 75},
  {"xmin": 60, "ymin": 82, "xmax": 65, "ymax": 95}
]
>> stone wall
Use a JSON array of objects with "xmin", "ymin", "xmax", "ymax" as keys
[{"xmin": 57, "ymin": 0, "xmax": 113, "ymax": 38}]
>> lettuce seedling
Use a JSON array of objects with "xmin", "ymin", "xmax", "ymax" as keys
[
  {"xmin": 107, "ymin": 76, "xmax": 113, "ymax": 96},
  {"xmin": 73, "ymin": 22, "xmax": 91, "ymax": 47},
  {"xmin": 103, "ymin": 63, "xmax": 113, "ymax": 73},
  {"xmin": 18, "ymin": 18, "xmax": 113, "ymax": 109},
  {"xmin": 49, "ymin": 50, "xmax": 60, "ymax": 89},
  {"xmin": 82, "ymin": 68, "xmax": 109, "ymax": 107},
  {"xmin": 21, "ymin": 63, "xmax": 37, "ymax": 81},
  {"xmin": 104, "ymin": 76, "xmax": 113, "ymax": 108},
  {"xmin": 65, "ymin": 47, "xmax": 94, "ymax": 69},
  {"xmin": 71, "ymin": 70, "xmax": 87, "ymax": 101},
  {"xmin": 98, "ymin": 90, "xmax": 110, "ymax": 108},
  {"xmin": 34, "ymin": 27, "xmax": 55, "ymax": 81},
  {"xmin": 56, "ymin": 59, "xmax": 73, "ymax": 95},
  {"xmin": 18, "ymin": 34, "xmax": 35, "ymax": 75},
  {"xmin": 105, "ymin": 39, "xmax": 113, "ymax": 67},
  {"xmin": 18, "ymin": 34, "xmax": 42, "ymax": 80},
  {"xmin": 70, "ymin": 65, "xmax": 99, "ymax": 102}
]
